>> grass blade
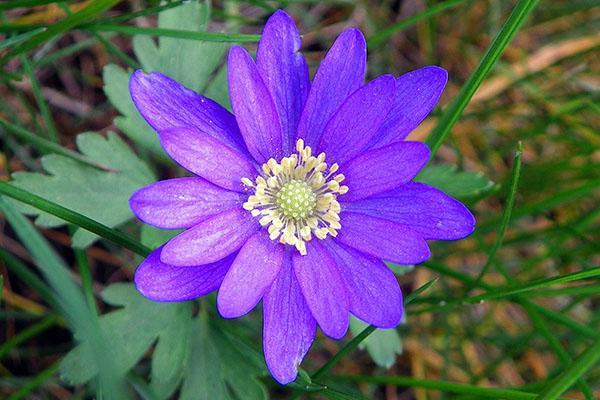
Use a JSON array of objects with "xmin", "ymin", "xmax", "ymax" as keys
[
  {"xmin": 87, "ymin": 24, "xmax": 261, "ymax": 43},
  {"xmin": 0, "ymin": 197, "xmax": 125, "ymax": 398},
  {"xmin": 0, "ymin": 27, "xmax": 45, "ymax": 51},
  {"xmin": 7, "ymin": 360, "xmax": 61, "ymax": 400},
  {"xmin": 425, "ymin": 0, "xmax": 540, "ymax": 156},
  {"xmin": 0, "ymin": 0, "xmax": 59, "ymax": 11},
  {"xmin": 311, "ymin": 278, "xmax": 439, "ymax": 381},
  {"xmin": 0, "ymin": 0, "xmax": 122, "ymax": 65},
  {"xmin": 20, "ymin": 56, "xmax": 59, "ymax": 142},
  {"xmin": 470, "ymin": 142, "xmax": 522, "ymax": 289},
  {"xmin": 368, "ymin": 0, "xmax": 468, "ymax": 48},
  {"xmin": 0, "ymin": 119, "xmax": 113, "ymax": 171},
  {"xmin": 336, "ymin": 375, "xmax": 573, "ymax": 400},
  {"xmin": 0, "ymin": 315, "xmax": 59, "ymax": 360},
  {"xmin": 535, "ymin": 336, "xmax": 600, "ymax": 400},
  {"xmin": 0, "ymin": 182, "xmax": 151, "ymax": 257}
]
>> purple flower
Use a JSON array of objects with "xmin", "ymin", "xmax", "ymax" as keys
[{"xmin": 128, "ymin": 10, "xmax": 474, "ymax": 384}]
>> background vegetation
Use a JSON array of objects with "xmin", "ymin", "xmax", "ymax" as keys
[{"xmin": 0, "ymin": 0, "xmax": 598, "ymax": 399}]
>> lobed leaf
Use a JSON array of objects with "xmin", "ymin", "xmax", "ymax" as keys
[
  {"xmin": 10, "ymin": 132, "xmax": 154, "ymax": 248},
  {"xmin": 416, "ymin": 164, "xmax": 495, "ymax": 199},
  {"xmin": 60, "ymin": 283, "xmax": 193, "ymax": 389},
  {"xmin": 349, "ymin": 317, "xmax": 402, "ymax": 369}
]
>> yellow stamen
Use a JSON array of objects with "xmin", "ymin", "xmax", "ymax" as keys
[{"xmin": 241, "ymin": 139, "xmax": 348, "ymax": 255}]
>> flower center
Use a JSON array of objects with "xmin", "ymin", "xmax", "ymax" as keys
[
  {"xmin": 242, "ymin": 139, "xmax": 348, "ymax": 255},
  {"xmin": 276, "ymin": 180, "xmax": 316, "ymax": 220}
]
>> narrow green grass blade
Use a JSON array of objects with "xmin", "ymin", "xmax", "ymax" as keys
[
  {"xmin": 415, "ymin": 266, "xmax": 600, "ymax": 313},
  {"xmin": 56, "ymin": 2, "xmax": 139, "ymax": 69},
  {"xmin": 477, "ymin": 179, "xmax": 600, "ymax": 234},
  {"xmin": 522, "ymin": 302, "xmax": 594, "ymax": 399},
  {"xmin": 0, "ymin": 0, "xmax": 59, "ymax": 11},
  {"xmin": 0, "ymin": 248, "xmax": 57, "ymax": 309},
  {"xmin": 336, "ymin": 375, "xmax": 573, "ymax": 400},
  {"xmin": 0, "ymin": 119, "xmax": 113, "ymax": 170},
  {"xmin": 0, "ymin": 28, "xmax": 45, "ymax": 51},
  {"xmin": 471, "ymin": 142, "xmax": 522, "ymax": 289},
  {"xmin": 0, "ymin": 198, "xmax": 125, "ymax": 398},
  {"xmin": 424, "ymin": 262, "xmax": 597, "ymax": 339},
  {"xmin": 313, "ymin": 325, "xmax": 376, "ymax": 382},
  {"xmin": 535, "ymin": 336, "xmax": 600, "ymax": 400},
  {"xmin": 71, "ymin": 226, "xmax": 97, "ymax": 314},
  {"xmin": 469, "ymin": 267, "xmax": 600, "ymax": 302},
  {"xmin": 33, "ymin": 36, "xmax": 99, "ymax": 68},
  {"xmin": 86, "ymin": 24, "xmax": 260, "ymax": 43},
  {"xmin": 20, "ymin": 55, "xmax": 59, "ymax": 142},
  {"xmin": 311, "ymin": 278, "xmax": 439, "ymax": 380},
  {"xmin": 368, "ymin": 0, "xmax": 468, "ymax": 48},
  {"xmin": 0, "ymin": 182, "xmax": 151, "ymax": 256},
  {"xmin": 426, "ymin": 0, "xmax": 540, "ymax": 156},
  {"xmin": 0, "ymin": 315, "xmax": 59, "ymax": 360},
  {"xmin": 7, "ymin": 360, "xmax": 61, "ymax": 400},
  {"xmin": 0, "ymin": 0, "xmax": 122, "ymax": 65},
  {"xmin": 93, "ymin": 0, "xmax": 186, "ymax": 25}
]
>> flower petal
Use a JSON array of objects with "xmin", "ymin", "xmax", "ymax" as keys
[
  {"xmin": 161, "ymin": 208, "xmax": 259, "ymax": 266},
  {"xmin": 371, "ymin": 66, "xmax": 448, "ymax": 148},
  {"xmin": 129, "ymin": 70, "xmax": 245, "ymax": 152},
  {"xmin": 159, "ymin": 127, "xmax": 257, "ymax": 192},
  {"xmin": 293, "ymin": 240, "xmax": 349, "ymax": 339},
  {"xmin": 340, "ymin": 141, "xmax": 430, "ymax": 201},
  {"xmin": 134, "ymin": 247, "xmax": 234, "ymax": 302},
  {"xmin": 341, "ymin": 182, "xmax": 476, "ymax": 240},
  {"xmin": 296, "ymin": 28, "xmax": 366, "ymax": 149},
  {"xmin": 336, "ymin": 211, "xmax": 430, "ymax": 265},
  {"xmin": 325, "ymin": 241, "xmax": 403, "ymax": 328},
  {"xmin": 263, "ymin": 252, "xmax": 316, "ymax": 385},
  {"xmin": 228, "ymin": 45, "xmax": 283, "ymax": 163},
  {"xmin": 217, "ymin": 232, "xmax": 284, "ymax": 318},
  {"xmin": 257, "ymin": 10, "xmax": 309, "ymax": 154},
  {"xmin": 318, "ymin": 75, "xmax": 396, "ymax": 165},
  {"xmin": 130, "ymin": 177, "xmax": 244, "ymax": 229}
]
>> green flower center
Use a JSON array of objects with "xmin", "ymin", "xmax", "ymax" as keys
[
  {"xmin": 275, "ymin": 180, "xmax": 317, "ymax": 220},
  {"xmin": 241, "ymin": 139, "xmax": 348, "ymax": 255}
]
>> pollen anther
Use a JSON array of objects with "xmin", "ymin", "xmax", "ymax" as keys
[{"xmin": 242, "ymin": 139, "xmax": 348, "ymax": 255}]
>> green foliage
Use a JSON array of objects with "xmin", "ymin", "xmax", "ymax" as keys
[
  {"xmin": 0, "ymin": 198, "xmax": 126, "ymax": 398},
  {"xmin": 10, "ymin": 132, "xmax": 153, "ymax": 248},
  {"xmin": 349, "ymin": 317, "xmax": 402, "ymax": 369},
  {"xmin": 60, "ymin": 284, "xmax": 192, "ymax": 388},
  {"xmin": 140, "ymin": 224, "xmax": 180, "ymax": 248},
  {"xmin": 2, "ymin": 0, "xmax": 598, "ymax": 399},
  {"xmin": 179, "ymin": 315, "xmax": 267, "ymax": 400},
  {"xmin": 60, "ymin": 284, "xmax": 267, "ymax": 400},
  {"xmin": 103, "ymin": 0, "xmax": 228, "ymax": 157},
  {"xmin": 416, "ymin": 164, "xmax": 495, "ymax": 199}
]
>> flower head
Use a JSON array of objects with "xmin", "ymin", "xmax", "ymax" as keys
[{"xmin": 129, "ymin": 10, "xmax": 475, "ymax": 384}]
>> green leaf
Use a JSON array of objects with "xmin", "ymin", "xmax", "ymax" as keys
[
  {"xmin": 179, "ymin": 313, "xmax": 267, "ymax": 400},
  {"xmin": 386, "ymin": 262, "xmax": 415, "ymax": 276},
  {"xmin": 149, "ymin": 0, "xmax": 224, "ymax": 91},
  {"xmin": 0, "ymin": 198, "xmax": 126, "ymax": 398},
  {"xmin": 103, "ymin": 65, "xmax": 163, "ymax": 156},
  {"xmin": 140, "ymin": 224, "xmax": 181, "ymax": 248},
  {"xmin": 349, "ymin": 317, "xmax": 402, "ymax": 369},
  {"xmin": 60, "ymin": 283, "xmax": 193, "ymax": 390},
  {"xmin": 416, "ymin": 164, "xmax": 495, "ymax": 199},
  {"xmin": 10, "ymin": 131, "xmax": 154, "ymax": 248},
  {"xmin": 150, "ymin": 305, "xmax": 192, "ymax": 399},
  {"xmin": 60, "ymin": 282, "xmax": 266, "ymax": 400},
  {"xmin": 103, "ymin": 0, "xmax": 228, "ymax": 156}
]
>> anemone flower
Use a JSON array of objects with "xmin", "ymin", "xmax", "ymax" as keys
[{"xmin": 128, "ymin": 10, "xmax": 475, "ymax": 384}]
